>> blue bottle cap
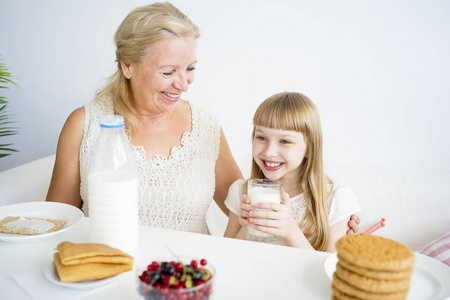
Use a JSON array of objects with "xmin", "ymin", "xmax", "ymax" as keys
[{"xmin": 100, "ymin": 115, "xmax": 125, "ymax": 128}]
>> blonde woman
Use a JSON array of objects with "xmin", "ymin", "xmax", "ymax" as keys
[
  {"xmin": 224, "ymin": 92, "xmax": 360, "ymax": 251},
  {"xmin": 46, "ymin": 2, "xmax": 242, "ymax": 234}
]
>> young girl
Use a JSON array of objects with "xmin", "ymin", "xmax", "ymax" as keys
[{"xmin": 223, "ymin": 92, "xmax": 361, "ymax": 252}]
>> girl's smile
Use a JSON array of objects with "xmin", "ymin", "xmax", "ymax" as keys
[
  {"xmin": 263, "ymin": 160, "xmax": 285, "ymax": 171},
  {"xmin": 253, "ymin": 126, "xmax": 307, "ymax": 193}
]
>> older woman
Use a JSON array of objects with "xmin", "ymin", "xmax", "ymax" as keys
[{"xmin": 46, "ymin": 2, "xmax": 359, "ymax": 235}]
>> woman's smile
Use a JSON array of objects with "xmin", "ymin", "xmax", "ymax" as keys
[{"xmin": 161, "ymin": 91, "xmax": 181, "ymax": 102}]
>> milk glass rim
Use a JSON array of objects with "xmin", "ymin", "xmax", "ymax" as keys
[{"xmin": 248, "ymin": 179, "xmax": 282, "ymax": 188}]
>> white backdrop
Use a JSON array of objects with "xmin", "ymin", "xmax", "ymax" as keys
[{"xmin": 1, "ymin": 0, "xmax": 449, "ymax": 173}]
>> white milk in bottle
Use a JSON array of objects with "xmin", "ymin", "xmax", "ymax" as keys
[{"xmin": 88, "ymin": 115, "xmax": 139, "ymax": 253}]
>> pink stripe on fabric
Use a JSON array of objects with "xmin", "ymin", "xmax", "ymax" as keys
[
  {"xmin": 442, "ymin": 257, "xmax": 450, "ymax": 267},
  {"xmin": 417, "ymin": 232, "xmax": 450, "ymax": 254},
  {"xmin": 426, "ymin": 243, "xmax": 450, "ymax": 258}
]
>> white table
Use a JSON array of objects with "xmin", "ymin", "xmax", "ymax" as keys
[{"xmin": 0, "ymin": 218, "xmax": 332, "ymax": 300}]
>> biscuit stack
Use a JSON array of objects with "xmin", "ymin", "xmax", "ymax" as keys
[
  {"xmin": 332, "ymin": 234, "xmax": 415, "ymax": 300},
  {"xmin": 54, "ymin": 241, "xmax": 134, "ymax": 282}
]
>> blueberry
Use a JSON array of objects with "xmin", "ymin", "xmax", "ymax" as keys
[
  {"xmin": 192, "ymin": 269, "xmax": 203, "ymax": 281},
  {"xmin": 148, "ymin": 271, "xmax": 161, "ymax": 284},
  {"xmin": 160, "ymin": 262, "xmax": 171, "ymax": 270}
]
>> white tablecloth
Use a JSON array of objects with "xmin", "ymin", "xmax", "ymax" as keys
[{"xmin": 0, "ymin": 217, "xmax": 332, "ymax": 300}]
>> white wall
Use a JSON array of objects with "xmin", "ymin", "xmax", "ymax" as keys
[{"xmin": 1, "ymin": 0, "xmax": 449, "ymax": 173}]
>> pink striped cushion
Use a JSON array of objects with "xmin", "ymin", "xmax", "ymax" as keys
[{"xmin": 416, "ymin": 232, "xmax": 450, "ymax": 267}]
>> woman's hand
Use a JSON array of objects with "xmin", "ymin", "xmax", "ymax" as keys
[{"xmin": 347, "ymin": 214, "xmax": 360, "ymax": 235}]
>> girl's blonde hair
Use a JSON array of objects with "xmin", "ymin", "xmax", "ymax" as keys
[
  {"xmin": 245, "ymin": 92, "xmax": 333, "ymax": 251},
  {"xmin": 95, "ymin": 2, "xmax": 200, "ymax": 135}
]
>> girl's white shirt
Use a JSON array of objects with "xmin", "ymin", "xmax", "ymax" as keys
[{"xmin": 225, "ymin": 179, "xmax": 361, "ymax": 246}]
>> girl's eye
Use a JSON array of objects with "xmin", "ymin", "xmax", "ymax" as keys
[
  {"xmin": 187, "ymin": 67, "xmax": 196, "ymax": 72},
  {"xmin": 280, "ymin": 139, "xmax": 291, "ymax": 144},
  {"xmin": 162, "ymin": 71, "xmax": 174, "ymax": 76},
  {"xmin": 256, "ymin": 136, "xmax": 266, "ymax": 141}
]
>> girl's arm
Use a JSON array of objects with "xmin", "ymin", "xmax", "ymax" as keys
[
  {"xmin": 224, "ymin": 211, "xmax": 246, "ymax": 240},
  {"xmin": 213, "ymin": 128, "xmax": 244, "ymax": 216},
  {"xmin": 325, "ymin": 218, "xmax": 351, "ymax": 252},
  {"xmin": 46, "ymin": 107, "xmax": 85, "ymax": 208}
]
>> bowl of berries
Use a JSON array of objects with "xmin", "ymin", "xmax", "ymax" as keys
[{"xmin": 137, "ymin": 256, "xmax": 215, "ymax": 300}]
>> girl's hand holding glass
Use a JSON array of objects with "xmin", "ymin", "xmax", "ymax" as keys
[
  {"xmin": 248, "ymin": 190, "xmax": 298, "ymax": 239},
  {"xmin": 237, "ymin": 194, "xmax": 252, "ymax": 228}
]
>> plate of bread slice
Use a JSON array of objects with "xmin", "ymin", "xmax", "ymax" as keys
[
  {"xmin": 45, "ymin": 241, "xmax": 134, "ymax": 289},
  {"xmin": 0, "ymin": 202, "xmax": 83, "ymax": 243}
]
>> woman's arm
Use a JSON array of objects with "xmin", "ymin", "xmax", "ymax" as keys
[
  {"xmin": 46, "ymin": 107, "xmax": 85, "ymax": 208},
  {"xmin": 213, "ymin": 128, "xmax": 244, "ymax": 216}
]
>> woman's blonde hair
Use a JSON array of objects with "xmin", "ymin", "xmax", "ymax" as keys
[
  {"xmin": 245, "ymin": 92, "xmax": 333, "ymax": 251},
  {"xmin": 95, "ymin": 2, "xmax": 200, "ymax": 134}
]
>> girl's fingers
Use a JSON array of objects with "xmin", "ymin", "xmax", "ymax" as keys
[
  {"xmin": 249, "ymin": 217, "xmax": 279, "ymax": 227},
  {"xmin": 280, "ymin": 190, "xmax": 290, "ymax": 203},
  {"xmin": 254, "ymin": 202, "xmax": 285, "ymax": 211},
  {"xmin": 239, "ymin": 216, "xmax": 250, "ymax": 226},
  {"xmin": 241, "ymin": 194, "xmax": 251, "ymax": 204},
  {"xmin": 351, "ymin": 214, "xmax": 360, "ymax": 225},
  {"xmin": 249, "ymin": 209, "xmax": 279, "ymax": 220}
]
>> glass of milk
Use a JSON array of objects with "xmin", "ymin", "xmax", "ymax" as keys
[{"xmin": 246, "ymin": 179, "xmax": 281, "ymax": 243}]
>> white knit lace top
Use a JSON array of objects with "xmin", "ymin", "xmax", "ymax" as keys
[{"xmin": 79, "ymin": 97, "xmax": 220, "ymax": 234}]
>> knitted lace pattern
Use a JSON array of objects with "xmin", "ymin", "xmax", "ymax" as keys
[{"xmin": 80, "ymin": 97, "xmax": 220, "ymax": 234}]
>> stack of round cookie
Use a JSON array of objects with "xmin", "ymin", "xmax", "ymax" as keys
[{"xmin": 332, "ymin": 234, "xmax": 415, "ymax": 300}]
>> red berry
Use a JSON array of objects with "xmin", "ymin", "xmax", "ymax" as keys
[
  {"xmin": 206, "ymin": 285, "xmax": 213, "ymax": 295},
  {"xmin": 200, "ymin": 259, "xmax": 207, "ymax": 266},
  {"xmin": 167, "ymin": 292, "xmax": 177, "ymax": 300},
  {"xmin": 175, "ymin": 262, "xmax": 184, "ymax": 273},
  {"xmin": 190, "ymin": 260, "xmax": 198, "ymax": 269},
  {"xmin": 197, "ymin": 291, "xmax": 205, "ymax": 299},
  {"xmin": 194, "ymin": 279, "xmax": 204, "ymax": 287},
  {"xmin": 162, "ymin": 274, "xmax": 171, "ymax": 286},
  {"xmin": 179, "ymin": 293, "xmax": 188, "ymax": 300},
  {"xmin": 150, "ymin": 261, "xmax": 159, "ymax": 270},
  {"xmin": 160, "ymin": 286, "xmax": 169, "ymax": 294}
]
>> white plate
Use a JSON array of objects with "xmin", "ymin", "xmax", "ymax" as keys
[
  {"xmin": 45, "ymin": 261, "xmax": 116, "ymax": 290},
  {"xmin": 0, "ymin": 202, "xmax": 83, "ymax": 243},
  {"xmin": 324, "ymin": 252, "xmax": 450, "ymax": 299}
]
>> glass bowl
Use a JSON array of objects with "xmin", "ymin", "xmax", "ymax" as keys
[{"xmin": 137, "ymin": 256, "xmax": 215, "ymax": 300}]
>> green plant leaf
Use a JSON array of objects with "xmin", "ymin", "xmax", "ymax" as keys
[{"xmin": 0, "ymin": 57, "xmax": 19, "ymax": 157}]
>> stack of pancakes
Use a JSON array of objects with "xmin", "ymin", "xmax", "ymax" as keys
[
  {"xmin": 54, "ymin": 241, "xmax": 134, "ymax": 282},
  {"xmin": 332, "ymin": 234, "xmax": 415, "ymax": 300}
]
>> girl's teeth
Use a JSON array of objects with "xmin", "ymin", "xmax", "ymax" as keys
[{"xmin": 266, "ymin": 162, "xmax": 281, "ymax": 167}]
